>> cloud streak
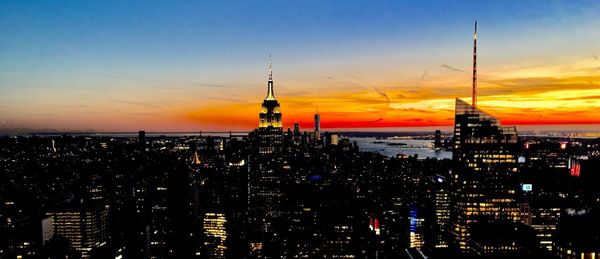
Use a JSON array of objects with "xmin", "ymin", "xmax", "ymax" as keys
[
  {"xmin": 441, "ymin": 64, "xmax": 466, "ymax": 72},
  {"xmin": 374, "ymin": 87, "xmax": 391, "ymax": 104}
]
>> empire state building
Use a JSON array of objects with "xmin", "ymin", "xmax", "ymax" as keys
[{"xmin": 257, "ymin": 61, "xmax": 283, "ymax": 154}]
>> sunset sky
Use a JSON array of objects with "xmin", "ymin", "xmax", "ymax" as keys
[{"xmin": 1, "ymin": 0, "xmax": 600, "ymax": 132}]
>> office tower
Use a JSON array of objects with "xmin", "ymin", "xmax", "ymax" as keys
[
  {"xmin": 42, "ymin": 217, "xmax": 54, "ymax": 246},
  {"xmin": 203, "ymin": 213, "xmax": 227, "ymax": 258},
  {"xmin": 527, "ymin": 201, "xmax": 560, "ymax": 252},
  {"xmin": 450, "ymin": 98, "xmax": 521, "ymax": 254},
  {"xmin": 329, "ymin": 133, "xmax": 339, "ymax": 146},
  {"xmin": 48, "ymin": 201, "xmax": 108, "ymax": 258},
  {"xmin": 434, "ymin": 130, "xmax": 442, "ymax": 150},
  {"xmin": 258, "ymin": 59, "xmax": 283, "ymax": 154},
  {"xmin": 248, "ymin": 59, "xmax": 287, "ymax": 257},
  {"xmin": 433, "ymin": 176, "xmax": 450, "ymax": 248},
  {"xmin": 524, "ymin": 141, "xmax": 569, "ymax": 170},
  {"xmin": 449, "ymin": 22, "xmax": 522, "ymax": 254},
  {"xmin": 293, "ymin": 123, "xmax": 301, "ymax": 145},
  {"xmin": 520, "ymin": 141, "xmax": 571, "ymax": 201},
  {"xmin": 86, "ymin": 174, "xmax": 104, "ymax": 201},
  {"xmin": 314, "ymin": 108, "xmax": 321, "ymax": 141},
  {"xmin": 147, "ymin": 176, "xmax": 171, "ymax": 258},
  {"xmin": 409, "ymin": 206, "xmax": 425, "ymax": 248},
  {"xmin": 192, "ymin": 141, "xmax": 247, "ymax": 259}
]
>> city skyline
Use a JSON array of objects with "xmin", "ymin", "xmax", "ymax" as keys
[
  {"xmin": 2, "ymin": 1, "xmax": 600, "ymax": 132},
  {"xmin": 3, "ymin": 2, "xmax": 600, "ymax": 258}
]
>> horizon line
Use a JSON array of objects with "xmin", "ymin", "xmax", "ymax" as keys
[{"xmin": 3, "ymin": 123, "xmax": 600, "ymax": 135}]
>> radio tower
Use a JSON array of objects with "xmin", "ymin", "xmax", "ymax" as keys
[{"xmin": 472, "ymin": 20, "xmax": 477, "ymax": 108}]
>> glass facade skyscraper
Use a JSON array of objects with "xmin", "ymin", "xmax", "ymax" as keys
[{"xmin": 450, "ymin": 98, "xmax": 521, "ymax": 254}]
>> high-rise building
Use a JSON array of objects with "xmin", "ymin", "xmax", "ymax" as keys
[
  {"xmin": 203, "ymin": 212, "xmax": 227, "ymax": 258},
  {"xmin": 248, "ymin": 59, "xmax": 287, "ymax": 256},
  {"xmin": 524, "ymin": 141, "xmax": 569, "ymax": 170},
  {"xmin": 527, "ymin": 201, "xmax": 561, "ymax": 252},
  {"xmin": 450, "ymin": 98, "xmax": 521, "ymax": 254},
  {"xmin": 433, "ymin": 176, "xmax": 450, "ymax": 249},
  {"xmin": 48, "ymin": 201, "xmax": 108, "ymax": 258},
  {"xmin": 258, "ymin": 59, "xmax": 283, "ymax": 154},
  {"xmin": 329, "ymin": 133, "xmax": 339, "ymax": 146},
  {"xmin": 434, "ymin": 130, "xmax": 442, "ymax": 150},
  {"xmin": 293, "ymin": 123, "xmax": 301, "ymax": 145},
  {"xmin": 409, "ymin": 206, "xmax": 425, "ymax": 248},
  {"xmin": 42, "ymin": 217, "xmax": 54, "ymax": 246},
  {"xmin": 314, "ymin": 108, "xmax": 321, "ymax": 141},
  {"xmin": 449, "ymin": 22, "xmax": 522, "ymax": 254}
]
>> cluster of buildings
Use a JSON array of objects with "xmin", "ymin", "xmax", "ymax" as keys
[{"xmin": 1, "ymin": 23, "xmax": 600, "ymax": 259}]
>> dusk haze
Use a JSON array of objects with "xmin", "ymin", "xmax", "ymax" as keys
[
  {"xmin": 2, "ymin": 0, "xmax": 600, "ymax": 132},
  {"xmin": 2, "ymin": 1, "xmax": 600, "ymax": 259}
]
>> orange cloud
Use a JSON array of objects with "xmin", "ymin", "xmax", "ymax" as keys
[{"xmin": 180, "ymin": 57, "xmax": 600, "ymax": 130}]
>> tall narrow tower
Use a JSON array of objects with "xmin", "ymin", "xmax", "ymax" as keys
[
  {"xmin": 258, "ymin": 55, "xmax": 283, "ymax": 154},
  {"xmin": 314, "ymin": 107, "xmax": 320, "ymax": 140},
  {"xmin": 472, "ymin": 20, "xmax": 477, "ymax": 108}
]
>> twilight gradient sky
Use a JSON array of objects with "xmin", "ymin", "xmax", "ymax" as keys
[{"xmin": 1, "ymin": 0, "xmax": 600, "ymax": 132}]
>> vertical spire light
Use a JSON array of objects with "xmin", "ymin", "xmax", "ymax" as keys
[
  {"xmin": 472, "ymin": 20, "xmax": 477, "ymax": 108},
  {"xmin": 268, "ymin": 53, "xmax": 272, "ymax": 81},
  {"xmin": 266, "ymin": 54, "xmax": 275, "ymax": 100}
]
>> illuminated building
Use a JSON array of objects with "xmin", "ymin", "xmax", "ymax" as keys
[
  {"xmin": 192, "ymin": 150, "xmax": 202, "ymax": 165},
  {"xmin": 329, "ymin": 133, "xmax": 339, "ymax": 146},
  {"xmin": 258, "ymin": 58, "xmax": 283, "ymax": 154},
  {"xmin": 86, "ymin": 174, "xmax": 104, "ymax": 201},
  {"xmin": 433, "ymin": 176, "xmax": 450, "ymax": 248},
  {"xmin": 252, "ymin": 61, "xmax": 286, "ymax": 215},
  {"xmin": 450, "ymin": 98, "xmax": 521, "ymax": 254},
  {"xmin": 524, "ymin": 141, "xmax": 569, "ymax": 170},
  {"xmin": 48, "ymin": 202, "xmax": 108, "ymax": 258},
  {"xmin": 248, "ymin": 59, "xmax": 287, "ymax": 256},
  {"xmin": 527, "ymin": 202, "xmax": 560, "ymax": 252},
  {"xmin": 569, "ymin": 159, "xmax": 581, "ymax": 177},
  {"xmin": 449, "ymin": 22, "xmax": 522, "ymax": 255},
  {"xmin": 409, "ymin": 206, "xmax": 424, "ymax": 248},
  {"xmin": 203, "ymin": 213, "xmax": 227, "ymax": 258}
]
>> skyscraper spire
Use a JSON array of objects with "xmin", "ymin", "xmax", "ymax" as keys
[
  {"xmin": 266, "ymin": 54, "xmax": 275, "ymax": 100},
  {"xmin": 472, "ymin": 20, "xmax": 477, "ymax": 108},
  {"xmin": 268, "ymin": 53, "xmax": 273, "ymax": 81}
]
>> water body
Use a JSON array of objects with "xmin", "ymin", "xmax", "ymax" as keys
[{"xmin": 350, "ymin": 137, "xmax": 452, "ymax": 160}]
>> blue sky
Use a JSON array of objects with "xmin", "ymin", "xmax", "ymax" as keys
[{"xmin": 1, "ymin": 0, "xmax": 600, "ymax": 131}]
